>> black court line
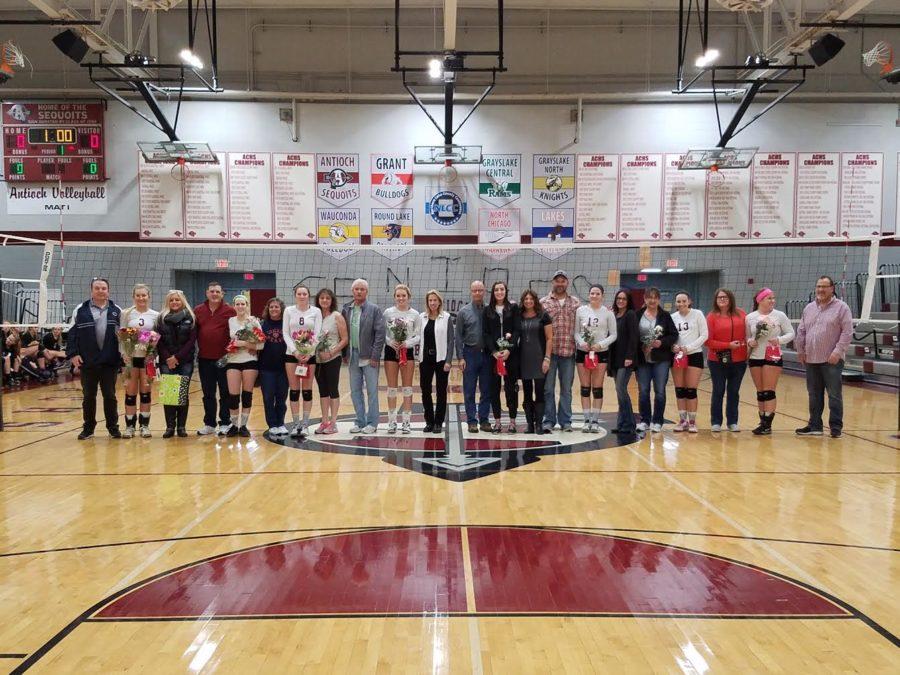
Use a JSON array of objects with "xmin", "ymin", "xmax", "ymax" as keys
[
  {"xmin": 0, "ymin": 654, "xmax": 27, "ymax": 659},
  {"xmin": 2, "ymin": 521, "xmax": 897, "ymax": 560},
  {"xmin": 10, "ymin": 525, "xmax": 898, "ymax": 673}
]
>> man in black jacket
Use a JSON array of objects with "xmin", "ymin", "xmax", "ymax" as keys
[{"xmin": 67, "ymin": 277, "xmax": 123, "ymax": 440}]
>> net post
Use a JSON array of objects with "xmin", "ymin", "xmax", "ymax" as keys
[{"xmin": 860, "ymin": 238, "xmax": 880, "ymax": 322}]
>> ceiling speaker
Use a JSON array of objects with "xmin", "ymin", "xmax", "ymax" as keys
[
  {"xmin": 807, "ymin": 33, "xmax": 845, "ymax": 67},
  {"xmin": 52, "ymin": 30, "xmax": 90, "ymax": 64}
]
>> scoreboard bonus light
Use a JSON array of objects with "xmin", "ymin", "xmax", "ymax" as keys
[{"xmin": 2, "ymin": 102, "xmax": 107, "ymax": 182}]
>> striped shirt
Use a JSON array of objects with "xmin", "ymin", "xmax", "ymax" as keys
[{"xmin": 540, "ymin": 292, "xmax": 581, "ymax": 357}]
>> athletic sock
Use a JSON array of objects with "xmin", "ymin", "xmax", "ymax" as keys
[
  {"xmin": 302, "ymin": 409, "xmax": 310, "ymax": 426},
  {"xmin": 239, "ymin": 412, "xmax": 249, "ymax": 427},
  {"xmin": 230, "ymin": 414, "xmax": 239, "ymax": 427},
  {"xmin": 125, "ymin": 414, "xmax": 136, "ymax": 427}
]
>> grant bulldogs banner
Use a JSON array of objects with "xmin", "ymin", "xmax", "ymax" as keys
[
  {"xmin": 371, "ymin": 154, "xmax": 413, "ymax": 207},
  {"xmin": 479, "ymin": 154, "xmax": 521, "ymax": 207},
  {"xmin": 316, "ymin": 154, "xmax": 360, "ymax": 207},
  {"xmin": 533, "ymin": 154, "xmax": 575, "ymax": 207}
]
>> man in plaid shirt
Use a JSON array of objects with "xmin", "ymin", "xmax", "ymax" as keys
[{"xmin": 541, "ymin": 270, "xmax": 581, "ymax": 432}]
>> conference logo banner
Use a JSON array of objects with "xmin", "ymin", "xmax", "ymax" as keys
[
  {"xmin": 533, "ymin": 154, "xmax": 575, "ymax": 207},
  {"xmin": 424, "ymin": 186, "xmax": 468, "ymax": 231},
  {"xmin": 317, "ymin": 208, "xmax": 360, "ymax": 260},
  {"xmin": 371, "ymin": 154, "xmax": 413, "ymax": 207},
  {"xmin": 479, "ymin": 154, "xmax": 521, "ymax": 207},
  {"xmin": 316, "ymin": 153, "xmax": 360, "ymax": 207},
  {"xmin": 531, "ymin": 208, "xmax": 574, "ymax": 243},
  {"xmin": 371, "ymin": 208, "xmax": 414, "ymax": 259},
  {"xmin": 478, "ymin": 208, "xmax": 521, "ymax": 244}
]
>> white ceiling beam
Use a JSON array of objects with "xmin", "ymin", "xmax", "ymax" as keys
[{"xmin": 444, "ymin": 0, "xmax": 457, "ymax": 51}]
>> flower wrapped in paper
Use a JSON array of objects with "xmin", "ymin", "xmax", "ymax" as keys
[
  {"xmin": 138, "ymin": 330, "xmax": 160, "ymax": 377},
  {"xmin": 291, "ymin": 329, "xmax": 317, "ymax": 377},
  {"xmin": 388, "ymin": 317, "xmax": 410, "ymax": 365},
  {"xmin": 581, "ymin": 326, "xmax": 598, "ymax": 370},
  {"xmin": 755, "ymin": 316, "xmax": 781, "ymax": 361},
  {"xmin": 217, "ymin": 323, "xmax": 265, "ymax": 368},
  {"xmin": 495, "ymin": 333, "xmax": 513, "ymax": 376}
]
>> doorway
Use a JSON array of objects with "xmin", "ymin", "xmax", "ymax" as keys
[
  {"xmin": 620, "ymin": 272, "xmax": 720, "ymax": 312},
  {"xmin": 173, "ymin": 270, "xmax": 277, "ymax": 316}
]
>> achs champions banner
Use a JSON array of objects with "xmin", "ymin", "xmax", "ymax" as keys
[{"xmin": 479, "ymin": 154, "xmax": 521, "ymax": 207}]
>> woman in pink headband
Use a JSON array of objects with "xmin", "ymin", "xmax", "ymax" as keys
[{"xmin": 746, "ymin": 287, "xmax": 795, "ymax": 435}]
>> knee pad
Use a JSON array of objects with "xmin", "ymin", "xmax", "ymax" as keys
[
  {"xmin": 387, "ymin": 387, "xmax": 399, "ymax": 398},
  {"xmin": 125, "ymin": 394, "xmax": 137, "ymax": 406},
  {"xmin": 228, "ymin": 393, "xmax": 241, "ymax": 409},
  {"xmin": 592, "ymin": 387, "xmax": 603, "ymax": 399},
  {"xmin": 302, "ymin": 389, "xmax": 313, "ymax": 402},
  {"xmin": 675, "ymin": 387, "xmax": 686, "ymax": 399},
  {"xmin": 756, "ymin": 391, "xmax": 767, "ymax": 402},
  {"xmin": 241, "ymin": 390, "xmax": 253, "ymax": 408},
  {"xmin": 289, "ymin": 389, "xmax": 301, "ymax": 402},
  {"xmin": 402, "ymin": 386, "xmax": 414, "ymax": 397},
  {"xmin": 580, "ymin": 386, "xmax": 591, "ymax": 397},
  {"xmin": 139, "ymin": 392, "xmax": 151, "ymax": 405},
  {"xmin": 762, "ymin": 390, "xmax": 777, "ymax": 402},
  {"xmin": 684, "ymin": 388, "xmax": 698, "ymax": 400}
]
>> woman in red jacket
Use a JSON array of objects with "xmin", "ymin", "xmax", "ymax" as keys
[{"xmin": 705, "ymin": 288, "xmax": 748, "ymax": 432}]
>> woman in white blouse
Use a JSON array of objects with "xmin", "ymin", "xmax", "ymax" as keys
[
  {"xmin": 671, "ymin": 291, "xmax": 708, "ymax": 433},
  {"xmin": 573, "ymin": 284, "xmax": 617, "ymax": 433},
  {"xmin": 282, "ymin": 284, "xmax": 323, "ymax": 437},
  {"xmin": 745, "ymin": 287, "xmax": 795, "ymax": 435}
]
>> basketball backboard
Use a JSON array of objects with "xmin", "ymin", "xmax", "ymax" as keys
[
  {"xmin": 414, "ymin": 145, "xmax": 482, "ymax": 164},
  {"xmin": 137, "ymin": 141, "xmax": 218, "ymax": 164},
  {"xmin": 679, "ymin": 147, "xmax": 757, "ymax": 170}
]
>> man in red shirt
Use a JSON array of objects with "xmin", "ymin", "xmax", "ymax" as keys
[{"xmin": 194, "ymin": 281, "xmax": 236, "ymax": 435}]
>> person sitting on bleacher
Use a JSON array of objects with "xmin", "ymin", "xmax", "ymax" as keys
[
  {"xmin": 2, "ymin": 324, "xmax": 22, "ymax": 386},
  {"xmin": 19, "ymin": 326, "xmax": 52, "ymax": 382},
  {"xmin": 41, "ymin": 326, "xmax": 69, "ymax": 377}
]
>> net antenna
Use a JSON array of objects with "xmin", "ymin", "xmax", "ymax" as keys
[{"xmin": 862, "ymin": 41, "xmax": 894, "ymax": 76}]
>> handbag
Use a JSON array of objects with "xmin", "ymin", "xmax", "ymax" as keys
[
  {"xmin": 159, "ymin": 373, "xmax": 190, "ymax": 406},
  {"xmin": 715, "ymin": 317, "xmax": 734, "ymax": 365}
]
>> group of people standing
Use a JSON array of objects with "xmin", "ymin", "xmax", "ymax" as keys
[{"xmin": 66, "ymin": 272, "xmax": 853, "ymax": 441}]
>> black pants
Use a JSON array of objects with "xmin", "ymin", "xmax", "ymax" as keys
[
  {"xmin": 80, "ymin": 364, "xmax": 119, "ymax": 432},
  {"xmin": 315, "ymin": 357, "xmax": 342, "ymax": 398},
  {"xmin": 489, "ymin": 363, "xmax": 519, "ymax": 419},
  {"xmin": 419, "ymin": 358, "xmax": 449, "ymax": 426},
  {"xmin": 522, "ymin": 378, "xmax": 546, "ymax": 405},
  {"xmin": 198, "ymin": 357, "xmax": 230, "ymax": 427}
]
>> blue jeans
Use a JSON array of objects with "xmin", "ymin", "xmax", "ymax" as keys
[
  {"xmin": 636, "ymin": 361, "xmax": 670, "ymax": 425},
  {"xmin": 349, "ymin": 348, "xmax": 380, "ymax": 428},
  {"xmin": 543, "ymin": 354, "xmax": 576, "ymax": 428},
  {"xmin": 259, "ymin": 368, "xmax": 288, "ymax": 429},
  {"xmin": 708, "ymin": 360, "xmax": 747, "ymax": 427},
  {"xmin": 462, "ymin": 346, "xmax": 491, "ymax": 424},
  {"xmin": 805, "ymin": 361, "xmax": 844, "ymax": 432},
  {"xmin": 614, "ymin": 367, "xmax": 636, "ymax": 433}
]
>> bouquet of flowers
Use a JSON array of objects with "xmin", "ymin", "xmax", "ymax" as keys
[
  {"xmin": 291, "ymin": 329, "xmax": 316, "ymax": 377},
  {"xmin": 217, "ymin": 323, "xmax": 265, "ymax": 368},
  {"xmin": 117, "ymin": 327, "xmax": 139, "ymax": 358},
  {"xmin": 495, "ymin": 333, "xmax": 513, "ymax": 376},
  {"xmin": 581, "ymin": 325, "xmax": 598, "ymax": 370},
  {"xmin": 388, "ymin": 317, "xmax": 410, "ymax": 365},
  {"xmin": 756, "ymin": 316, "xmax": 781, "ymax": 361},
  {"xmin": 316, "ymin": 330, "xmax": 334, "ymax": 359},
  {"xmin": 138, "ymin": 330, "xmax": 160, "ymax": 377},
  {"xmin": 642, "ymin": 325, "xmax": 664, "ymax": 347}
]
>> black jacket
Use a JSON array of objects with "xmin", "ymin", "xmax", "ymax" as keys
[
  {"xmin": 610, "ymin": 309, "xmax": 639, "ymax": 370},
  {"xmin": 634, "ymin": 307, "xmax": 678, "ymax": 366},
  {"xmin": 66, "ymin": 300, "xmax": 122, "ymax": 367},
  {"xmin": 156, "ymin": 311, "xmax": 197, "ymax": 364},
  {"xmin": 482, "ymin": 302, "xmax": 521, "ymax": 357}
]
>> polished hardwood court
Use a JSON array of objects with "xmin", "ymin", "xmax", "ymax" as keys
[{"xmin": 0, "ymin": 368, "xmax": 897, "ymax": 673}]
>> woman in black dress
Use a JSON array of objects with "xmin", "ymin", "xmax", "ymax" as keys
[{"xmin": 517, "ymin": 289, "xmax": 553, "ymax": 434}]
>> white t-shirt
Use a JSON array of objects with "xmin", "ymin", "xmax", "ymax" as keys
[
  {"xmin": 228, "ymin": 316, "xmax": 263, "ymax": 363},
  {"xmin": 122, "ymin": 307, "xmax": 159, "ymax": 356},
  {"xmin": 383, "ymin": 306, "xmax": 422, "ymax": 350},
  {"xmin": 745, "ymin": 309, "xmax": 795, "ymax": 360},
  {"xmin": 574, "ymin": 304, "xmax": 617, "ymax": 352},
  {"xmin": 671, "ymin": 308, "xmax": 708, "ymax": 354},
  {"xmin": 283, "ymin": 305, "xmax": 323, "ymax": 355}
]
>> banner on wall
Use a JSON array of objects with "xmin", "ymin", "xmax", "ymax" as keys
[
  {"xmin": 839, "ymin": 152, "xmax": 882, "ymax": 237},
  {"xmin": 372, "ymin": 207, "xmax": 414, "ymax": 259},
  {"xmin": 478, "ymin": 208, "xmax": 521, "ymax": 244},
  {"xmin": 370, "ymin": 154, "xmax": 413, "ymax": 207},
  {"xmin": 273, "ymin": 153, "xmax": 317, "ymax": 241},
  {"xmin": 424, "ymin": 186, "xmax": 468, "ymax": 231},
  {"xmin": 317, "ymin": 153, "xmax": 360, "ymax": 207},
  {"xmin": 533, "ymin": 154, "xmax": 575, "ymax": 207},
  {"xmin": 575, "ymin": 154, "xmax": 620, "ymax": 242},
  {"xmin": 531, "ymin": 208, "xmax": 574, "ymax": 243},
  {"xmin": 317, "ymin": 208, "xmax": 360, "ymax": 260},
  {"xmin": 227, "ymin": 152, "xmax": 273, "ymax": 240},
  {"xmin": 795, "ymin": 152, "xmax": 839, "ymax": 239},
  {"xmin": 479, "ymin": 154, "xmax": 521, "ymax": 207},
  {"xmin": 7, "ymin": 183, "xmax": 108, "ymax": 215}
]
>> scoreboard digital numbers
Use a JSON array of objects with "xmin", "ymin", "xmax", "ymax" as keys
[{"xmin": 2, "ymin": 102, "xmax": 106, "ymax": 182}]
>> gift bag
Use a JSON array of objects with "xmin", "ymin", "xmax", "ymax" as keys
[
  {"xmin": 673, "ymin": 351, "xmax": 688, "ymax": 369},
  {"xmin": 765, "ymin": 343, "xmax": 782, "ymax": 362},
  {"xmin": 159, "ymin": 373, "xmax": 190, "ymax": 406}
]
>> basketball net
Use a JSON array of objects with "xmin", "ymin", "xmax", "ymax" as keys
[{"xmin": 862, "ymin": 41, "xmax": 894, "ymax": 76}]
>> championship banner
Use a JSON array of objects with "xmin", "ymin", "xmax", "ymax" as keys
[
  {"xmin": 478, "ymin": 208, "xmax": 521, "ymax": 244},
  {"xmin": 317, "ymin": 208, "xmax": 360, "ymax": 260},
  {"xmin": 479, "ymin": 154, "xmax": 521, "ymax": 207},
  {"xmin": 316, "ymin": 153, "xmax": 360, "ymax": 207},
  {"xmin": 371, "ymin": 208, "xmax": 414, "ymax": 259},
  {"xmin": 371, "ymin": 154, "xmax": 413, "ymax": 207},
  {"xmin": 533, "ymin": 154, "xmax": 575, "ymax": 207},
  {"xmin": 531, "ymin": 208, "xmax": 574, "ymax": 243},
  {"xmin": 424, "ymin": 186, "xmax": 468, "ymax": 231}
]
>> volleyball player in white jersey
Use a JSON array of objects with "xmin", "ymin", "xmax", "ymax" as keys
[
  {"xmin": 670, "ymin": 291, "xmax": 707, "ymax": 433},
  {"xmin": 224, "ymin": 295, "xmax": 263, "ymax": 437},
  {"xmin": 573, "ymin": 284, "xmax": 617, "ymax": 432},
  {"xmin": 283, "ymin": 284, "xmax": 323, "ymax": 437},
  {"xmin": 746, "ymin": 287, "xmax": 795, "ymax": 435},
  {"xmin": 383, "ymin": 284, "xmax": 422, "ymax": 434},
  {"xmin": 120, "ymin": 284, "xmax": 159, "ymax": 438}
]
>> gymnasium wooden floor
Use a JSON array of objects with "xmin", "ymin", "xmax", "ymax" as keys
[{"xmin": 0, "ymin": 367, "xmax": 897, "ymax": 673}]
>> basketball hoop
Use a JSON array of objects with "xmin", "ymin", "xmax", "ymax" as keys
[
  {"xmin": 0, "ymin": 40, "xmax": 28, "ymax": 82},
  {"xmin": 862, "ymin": 41, "xmax": 894, "ymax": 75},
  {"xmin": 707, "ymin": 166, "xmax": 725, "ymax": 187},
  {"xmin": 439, "ymin": 161, "xmax": 458, "ymax": 185},
  {"xmin": 170, "ymin": 157, "xmax": 190, "ymax": 183}
]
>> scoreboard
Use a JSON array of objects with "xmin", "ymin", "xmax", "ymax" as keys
[{"xmin": 2, "ymin": 102, "xmax": 106, "ymax": 182}]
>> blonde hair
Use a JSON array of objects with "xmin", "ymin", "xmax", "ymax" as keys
[
  {"xmin": 232, "ymin": 294, "xmax": 250, "ymax": 313},
  {"xmin": 159, "ymin": 290, "xmax": 195, "ymax": 323},
  {"xmin": 394, "ymin": 284, "xmax": 412, "ymax": 300},
  {"xmin": 131, "ymin": 283, "xmax": 151, "ymax": 299},
  {"xmin": 424, "ymin": 289, "xmax": 444, "ymax": 319},
  {"xmin": 122, "ymin": 283, "xmax": 153, "ymax": 326}
]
